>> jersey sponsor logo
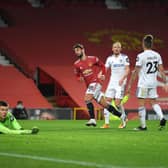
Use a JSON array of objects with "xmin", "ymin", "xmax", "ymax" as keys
[
  {"xmin": 83, "ymin": 69, "xmax": 93, "ymax": 76},
  {"xmin": 113, "ymin": 64, "xmax": 124, "ymax": 68}
]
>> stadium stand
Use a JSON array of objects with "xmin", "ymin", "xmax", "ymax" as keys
[
  {"xmin": 0, "ymin": 65, "xmax": 52, "ymax": 108},
  {"xmin": 0, "ymin": 0, "xmax": 168, "ymax": 118}
]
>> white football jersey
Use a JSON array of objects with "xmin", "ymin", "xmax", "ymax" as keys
[
  {"xmin": 105, "ymin": 53, "xmax": 130, "ymax": 85},
  {"xmin": 136, "ymin": 50, "xmax": 162, "ymax": 88}
]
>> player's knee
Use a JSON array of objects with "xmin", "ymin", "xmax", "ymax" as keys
[
  {"xmin": 85, "ymin": 100, "xmax": 92, "ymax": 105},
  {"xmin": 94, "ymin": 92, "xmax": 104, "ymax": 103},
  {"xmin": 138, "ymin": 106, "xmax": 146, "ymax": 117}
]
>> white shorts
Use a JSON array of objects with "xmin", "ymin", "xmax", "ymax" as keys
[
  {"xmin": 136, "ymin": 87, "xmax": 158, "ymax": 99},
  {"xmin": 86, "ymin": 83, "xmax": 104, "ymax": 102},
  {"xmin": 105, "ymin": 84, "xmax": 125, "ymax": 99}
]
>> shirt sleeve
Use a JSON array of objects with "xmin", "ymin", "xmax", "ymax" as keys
[
  {"xmin": 73, "ymin": 63, "xmax": 82, "ymax": 80},
  {"xmin": 0, "ymin": 122, "xmax": 32, "ymax": 135},
  {"xmin": 125, "ymin": 55, "xmax": 130, "ymax": 66},
  {"xmin": 105, "ymin": 57, "xmax": 111, "ymax": 69},
  {"xmin": 158, "ymin": 53, "xmax": 163, "ymax": 65},
  {"xmin": 96, "ymin": 57, "xmax": 106, "ymax": 75},
  {"xmin": 135, "ymin": 54, "xmax": 142, "ymax": 67},
  {"xmin": 8, "ymin": 112, "xmax": 22, "ymax": 130}
]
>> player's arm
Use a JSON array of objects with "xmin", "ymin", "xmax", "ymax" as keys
[
  {"xmin": 96, "ymin": 57, "xmax": 106, "ymax": 80},
  {"xmin": 0, "ymin": 122, "xmax": 32, "ymax": 135},
  {"xmin": 158, "ymin": 64, "xmax": 168, "ymax": 92},
  {"xmin": 11, "ymin": 115, "xmax": 23, "ymax": 130},
  {"xmin": 126, "ymin": 66, "xmax": 140, "ymax": 93},
  {"xmin": 73, "ymin": 64, "xmax": 83, "ymax": 81},
  {"xmin": 158, "ymin": 64, "xmax": 167, "ymax": 84},
  {"xmin": 119, "ymin": 65, "xmax": 130, "ymax": 86}
]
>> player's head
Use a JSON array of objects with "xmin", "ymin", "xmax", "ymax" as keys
[
  {"xmin": 0, "ymin": 101, "xmax": 9, "ymax": 120},
  {"xmin": 73, "ymin": 43, "xmax": 85, "ymax": 59},
  {"xmin": 143, "ymin": 34, "xmax": 153, "ymax": 49},
  {"xmin": 112, "ymin": 42, "xmax": 122, "ymax": 55}
]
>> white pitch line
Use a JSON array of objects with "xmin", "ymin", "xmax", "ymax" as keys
[
  {"xmin": 0, "ymin": 152, "xmax": 121, "ymax": 168},
  {"xmin": 0, "ymin": 152, "xmax": 165, "ymax": 168}
]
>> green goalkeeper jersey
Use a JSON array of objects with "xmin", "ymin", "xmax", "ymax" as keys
[{"xmin": 0, "ymin": 112, "xmax": 32, "ymax": 135}]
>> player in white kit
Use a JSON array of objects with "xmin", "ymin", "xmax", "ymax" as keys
[
  {"xmin": 127, "ymin": 34, "xmax": 168, "ymax": 130},
  {"xmin": 101, "ymin": 42, "xmax": 130, "ymax": 128}
]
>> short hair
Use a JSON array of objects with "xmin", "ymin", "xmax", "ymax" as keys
[
  {"xmin": 112, "ymin": 41, "xmax": 122, "ymax": 48},
  {"xmin": 0, "ymin": 101, "xmax": 8, "ymax": 107},
  {"xmin": 17, "ymin": 100, "xmax": 23, "ymax": 104},
  {"xmin": 143, "ymin": 34, "xmax": 153, "ymax": 49},
  {"xmin": 73, "ymin": 43, "xmax": 84, "ymax": 50}
]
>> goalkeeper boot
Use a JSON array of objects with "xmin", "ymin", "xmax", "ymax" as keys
[
  {"xmin": 31, "ymin": 127, "xmax": 39, "ymax": 134},
  {"xmin": 86, "ymin": 119, "xmax": 97, "ymax": 127},
  {"xmin": 100, "ymin": 124, "xmax": 110, "ymax": 129}
]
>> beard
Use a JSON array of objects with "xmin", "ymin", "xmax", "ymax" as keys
[{"xmin": 77, "ymin": 53, "xmax": 83, "ymax": 59}]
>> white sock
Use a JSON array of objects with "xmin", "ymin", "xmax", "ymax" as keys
[
  {"xmin": 152, "ymin": 104, "xmax": 164, "ymax": 120},
  {"xmin": 119, "ymin": 105, "xmax": 126, "ymax": 115},
  {"xmin": 138, "ymin": 106, "xmax": 146, "ymax": 128},
  {"xmin": 104, "ymin": 109, "xmax": 110, "ymax": 124}
]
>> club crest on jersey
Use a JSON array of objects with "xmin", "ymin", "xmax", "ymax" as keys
[{"xmin": 88, "ymin": 62, "xmax": 92, "ymax": 67}]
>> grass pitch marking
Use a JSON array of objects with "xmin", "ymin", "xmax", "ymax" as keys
[
  {"xmin": 0, "ymin": 152, "xmax": 165, "ymax": 168},
  {"xmin": 0, "ymin": 152, "xmax": 122, "ymax": 168}
]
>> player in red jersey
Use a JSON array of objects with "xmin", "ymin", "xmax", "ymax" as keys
[{"xmin": 73, "ymin": 43, "xmax": 126, "ymax": 127}]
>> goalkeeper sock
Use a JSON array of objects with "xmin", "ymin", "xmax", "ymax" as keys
[{"xmin": 107, "ymin": 104, "xmax": 121, "ymax": 118}]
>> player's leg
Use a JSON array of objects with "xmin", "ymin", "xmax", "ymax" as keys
[
  {"xmin": 134, "ymin": 87, "xmax": 147, "ymax": 131},
  {"xmin": 101, "ymin": 101, "xmax": 111, "ymax": 128},
  {"xmin": 115, "ymin": 86, "xmax": 127, "ymax": 128},
  {"xmin": 84, "ymin": 83, "xmax": 98, "ymax": 127},
  {"xmin": 149, "ymin": 89, "xmax": 166, "ymax": 130},
  {"xmin": 118, "ymin": 104, "xmax": 127, "ymax": 128},
  {"xmin": 100, "ymin": 87, "xmax": 114, "ymax": 128},
  {"xmin": 153, "ymin": 103, "xmax": 166, "ymax": 130},
  {"xmin": 98, "ymin": 96, "xmax": 127, "ymax": 127}
]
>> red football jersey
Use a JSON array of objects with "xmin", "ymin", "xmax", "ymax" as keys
[{"xmin": 74, "ymin": 56, "xmax": 106, "ymax": 87}]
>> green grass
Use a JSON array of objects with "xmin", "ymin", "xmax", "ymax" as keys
[{"xmin": 0, "ymin": 120, "xmax": 168, "ymax": 168}]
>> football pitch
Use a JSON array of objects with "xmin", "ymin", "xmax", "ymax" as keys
[{"xmin": 0, "ymin": 120, "xmax": 168, "ymax": 168}]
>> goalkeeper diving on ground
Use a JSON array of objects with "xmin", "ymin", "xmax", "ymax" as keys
[{"xmin": 0, "ymin": 100, "xmax": 39, "ymax": 135}]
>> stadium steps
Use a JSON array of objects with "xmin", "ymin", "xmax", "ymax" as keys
[
  {"xmin": 46, "ymin": 96, "xmax": 57, "ymax": 108},
  {"xmin": 0, "ymin": 65, "xmax": 52, "ymax": 108}
]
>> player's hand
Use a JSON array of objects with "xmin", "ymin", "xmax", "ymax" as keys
[
  {"xmin": 31, "ymin": 127, "xmax": 39, "ymax": 134},
  {"xmin": 98, "ymin": 72, "xmax": 105, "ymax": 81},
  {"xmin": 77, "ymin": 76, "xmax": 84, "ymax": 82},
  {"xmin": 99, "ymin": 74, "xmax": 105, "ymax": 81},
  {"xmin": 119, "ymin": 78, "xmax": 124, "ymax": 86}
]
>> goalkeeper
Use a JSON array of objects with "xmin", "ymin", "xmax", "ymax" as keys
[{"xmin": 0, "ymin": 100, "xmax": 39, "ymax": 135}]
